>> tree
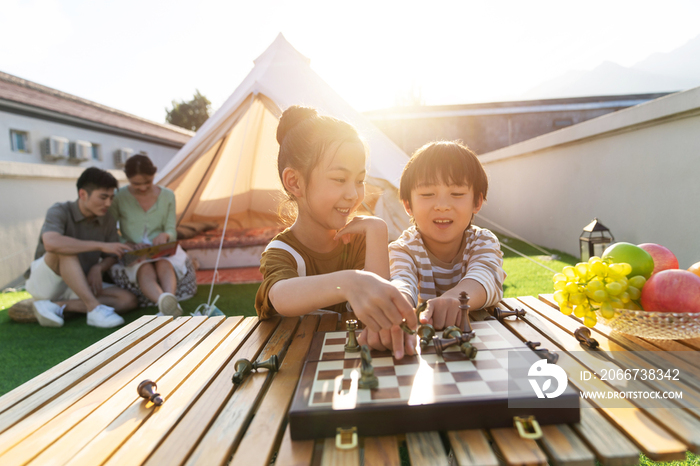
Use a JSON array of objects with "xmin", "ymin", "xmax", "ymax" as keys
[{"xmin": 165, "ymin": 90, "xmax": 211, "ymax": 131}]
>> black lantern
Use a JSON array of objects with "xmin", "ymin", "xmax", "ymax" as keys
[{"xmin": 580, "ymin": 218, "xmax": 614, "ymax": 262}]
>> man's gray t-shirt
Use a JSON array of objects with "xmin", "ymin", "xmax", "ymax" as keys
[{"xmin": 32, "ymin": 200, "xmax": 119, "ymax": 275}]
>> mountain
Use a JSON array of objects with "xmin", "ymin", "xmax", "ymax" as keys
[{"xmin": 522, "ymin": 34, "xmax": 700, "ymax": 99}]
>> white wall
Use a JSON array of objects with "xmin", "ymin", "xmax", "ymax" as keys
[
  {"xmin": 0, "ymin": 111, "xmax": 180, "ymax": 171},
  {"xmin": 478, "ymin": 86, "xmax": 700, "ymax": 269},
  {"xmin": 0, "ymin": 162, "xmax": 127, "ymax": 289}
]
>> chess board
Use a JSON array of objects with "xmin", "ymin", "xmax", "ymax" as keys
[{"xmin": 288, "ymin": 320, "xmax": 580, "ymax": 440}]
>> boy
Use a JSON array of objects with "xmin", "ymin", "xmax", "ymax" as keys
[
  {"xmin": 359, "ymin": 141, "xmax": 505, "ymax": 357},
  {"xmin": 25, "ymin": 167, "xmax": 138, "ymax": 328}
]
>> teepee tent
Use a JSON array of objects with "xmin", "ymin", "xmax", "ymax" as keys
[{"xmin": 156, "ymin": 34, "xmax": 410, "ymax": 240}]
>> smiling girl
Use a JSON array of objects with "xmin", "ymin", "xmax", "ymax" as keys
[{"xmin": 255, "ymin": 106, "xmax": 416, "ymax": 357}]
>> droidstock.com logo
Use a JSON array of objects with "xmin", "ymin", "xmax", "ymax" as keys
[{"xmin": 528, "ymin": 359, "xmax": 568, "ymax": 399}]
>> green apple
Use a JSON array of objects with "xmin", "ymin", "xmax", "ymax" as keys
[{"xmin": 602, "ymin": 242, "xmax": 654, "ymax": 279}]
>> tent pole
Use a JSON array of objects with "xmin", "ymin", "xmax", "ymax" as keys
[{"xmin": 206, "ymin": 93, "xmax": 256, "ymax": 307}]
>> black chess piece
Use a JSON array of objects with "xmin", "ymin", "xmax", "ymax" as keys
[
  {"xmin": 493, "ymin": 307, "xmax": 526, "ymax": 322},
  {"xmin": 458, "ymin": 292, "xmax": 472, "ymax": 333},
  {"xmin": 525, "ymin": 341, "xmax": 559, "ymax": 364},
  {"xmin": 416, "ymin": 324, "xmax": 436, "ymax": 351},
  {"xmin": 232, "ymin": 359, "xmax": 254, "ymax": 384},
  {"xmin": 358, "ymin": 345, "xmax": 378, "ymax": 389},
  {"xmin": 442, "ymin": 326, "xmax": 462, "ymax": 340},
  {"xmin": 253, "ymin": 354, "xmax": 280, "ymax": 372},
  {"xmin": 459, "ymin": 341, "xmax": 478, "ymax": 359},
  {"xmin": 433, "ymin": 332, "xmax": 475, "ymax": 355},
  {"xmin": 345, "ymin": 320, "xmax": 360, "ymax": 353},
  {"xmin": 137, "ymin": 380, "xmax": 164, "ymax": 406},
  {"xmin": 574, "ymin": 327, "xmax": 599, "ymax": 349}
]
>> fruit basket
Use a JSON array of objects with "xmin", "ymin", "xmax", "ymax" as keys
[{"xmin": 595, "ymin": 308, "xmax": 700, "ymax": 340}]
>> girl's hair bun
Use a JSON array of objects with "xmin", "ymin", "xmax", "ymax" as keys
[{"xmin": 276, "ymin": 105, "xmax": 318, "ymax": 144}]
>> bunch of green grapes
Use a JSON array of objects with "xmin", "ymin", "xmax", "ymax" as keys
[{"xmin": 552, "ymin": 256, "xmax": 647, "ymax": 327}]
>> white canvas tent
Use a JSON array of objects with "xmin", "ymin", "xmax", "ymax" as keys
[{"xmin": 156, "ymin": 34, "xmax": 410, "ymax": 240}]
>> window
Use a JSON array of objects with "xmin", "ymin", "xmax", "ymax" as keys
[
  {"xmin": 91, "ymin": 143, "xmax": 102, "ymax": 161},
  {"xmin": 10, "ymin": 130, "xmax": 30, "ymax": 153}
]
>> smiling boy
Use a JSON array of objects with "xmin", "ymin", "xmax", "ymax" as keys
[{"xmin": 359, "ymin": 141, "xmax": 505, "ymax": 355}]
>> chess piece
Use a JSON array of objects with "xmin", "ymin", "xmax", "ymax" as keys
[
  {"xmin": 345, "ymin": 320, "xmax": 360, "ymax": 352},
  {"xmin": 526, "ymin": 341, "xmax": 559, "ymax": 364},
  {"xmin": 232, "ymin": 358, "xmax": 254, "ymax": 384},
  {"xmin": 253, "ymin": 354, "xmax": 280, "ymax": 372},
  {"xmin": 433, "ymin": 332, "xmax": 475, "ymax": 355},
  {"xmin": 400, "ymin": 301, "xmax": 427, "ymax": 335},
  {"xmin": 442, "ymin": 326, "xmax": 462, "ymax": 340},
  {"xmin": 416, "ymin": 324, "xmax": 435, "ymax": 351},
  {"xmin": 137, "ymin": 380, "xmax": 164, "ymax": 406},
  {"xmin": 458, "ymin": 292, "xmax": 472, "ymax": 333},
  {"xmin": 358, "ymin": 345, "xmax": 379, "ymax": 389},
  {"xmin": 459, "ymin": 341, "xmax": 478, "ymax": 359},
  {"xmin": 493, "ymin": 307, "xmax": 527, "ymax": 322},
  {"xmin": 574, "ymin": 327, "xmax": 599, "ymax": 349}
]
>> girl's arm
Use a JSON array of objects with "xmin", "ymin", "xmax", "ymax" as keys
[
  {"xmin": 268, "ymin": 269, "xmax": 415, "ymax": 333},
  {"xmin": 334, "ymin": 216, "xmax": 389, "ymax": 279}
]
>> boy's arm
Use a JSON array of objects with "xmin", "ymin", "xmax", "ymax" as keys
[{"xmin": 458, "ymin": 229, "xmax": 505, "ymax": 308}]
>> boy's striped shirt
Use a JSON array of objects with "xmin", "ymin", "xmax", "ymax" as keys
[{"xmin": 389, "ymin": 225, "xmax": 505, "ymax": 307}]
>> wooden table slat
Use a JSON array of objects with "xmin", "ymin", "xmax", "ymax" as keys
[
  {"xmin": 320, "ymin": 436, "xmax": 359, "ymax": 466},
  {"xmin": 0, "ymin": 316, "xmax": 170, "ymax": 436},
  {"xmin": 490, "ymin": 428, "xmax": 548, "ymax": 466},
  {"xmin": 0, "ymin": 315, "xmax": 156, "ymax": 416},
  {"xmin": 275, "ymin": 424, "xmax": 314, "ymax": 466},
  {"xmin": 138, "ymin": 318, "xmax": 281, "ymax": 466},
  {"xmin": 363, "ymin": 435, "xmax": 401, "ymax": 466},
  {"xmin": 406, "ymin": 431, "xmax": 448, "ymax": 466},
  {"xmin": 572, "ymin": 400, "xmax": 641, "ymax": 466},
  {"xmin": 0, "ymin": 316, "xmax": 183, "ymax": 457},
  {"xmin": 179, "ymin": 317, "xmax": 300, "ymax": 466},
  {"xmin": 446, "ymin": 430, "xmax": 499, "ymax": 466},
  {"xmin": 64, "ymin": 316, "xmax": 253, "ymax": 466},
  {"xmin": 539, "ymin": 424, "xmax": 596, "ymax": 466},
  {"xmin": 501, "ymin": 299, "xmax": 687, "ymax": 462},
  {"xmin": 2, "ymin": 316, "xmax": 211, "ymax": 466},
  {"xmin": 25, "ymin": 316, "xmax": 225, "ymax": 466},
  {"xmin": 229, "ymin": 315, "xmax": 320, "ymax": 466}
]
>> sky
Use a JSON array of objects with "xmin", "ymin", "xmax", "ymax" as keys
[{"xmin": 2, "ymin": 0, "xmax": 700, "ymax": 123}]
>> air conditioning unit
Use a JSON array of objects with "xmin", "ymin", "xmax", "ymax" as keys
[
  {"xmin": 114, "ymin": 148, "xmax": 133, "ymax": 168},
  {"xmin": 40, "ymin": 136, "xmax": 69, "ymax": 161},
  {"xmin": 69, "ymin": 140, "xmax": 92, "ymax": 163}
]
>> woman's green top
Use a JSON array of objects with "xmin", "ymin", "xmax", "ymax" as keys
[{"xmin": 109, "ymin": 185, "xmax": 178, "ymax": 244}]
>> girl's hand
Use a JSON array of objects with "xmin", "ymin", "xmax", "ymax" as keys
[
  {"xmin": 358, "ymin": 327, "xmax": 416, "ymax": 360},
  {"xmin": 345, "ymin": 271, "xmax": 416, "ymax": 333},
  {"xmin": 420, "ymin": 297, "xmax": 462, "ymax": 330},
  {"xmin": 152, "ymin": 233, "xmax": 170, "ymax": 246},
  {"xmin": 334, "ymin": 216, "xmax": 387, "ymax": 244}
]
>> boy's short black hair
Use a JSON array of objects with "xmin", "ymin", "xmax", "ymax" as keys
[
  {"xmin": 77, "ymin": 167, "xmax": 118, "ymax": 194},
  {"xmin": 400, "ymin": 140, "xmax": 488, "ymax": 208}
]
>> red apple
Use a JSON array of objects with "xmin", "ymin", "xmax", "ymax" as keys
[
  {"xmin": 638, "ymin": 243, "xmax": 679, "ymax": 275},
  {"xmin": 640, "ymin": 270, "xmax": 700, "ymax": 313}
]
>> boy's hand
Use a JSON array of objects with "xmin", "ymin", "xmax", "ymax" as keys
[
  {"xmin": 420, "ymin": 297, "xmax": 462, "ymax": 330},
  {"xmin": 358, "ymin": 327, "xmax": 416, "ymax": 360},
  {"xmin": 333, "ymin": 216, "xmax": 387, "ymax": 244},
  {"xmin": 87, "ymin": 264, "xmax": 104, "ymax": 296},
  {"xmin": 345, "ymin": 271, "xmax": 416, "ymax": 333}
]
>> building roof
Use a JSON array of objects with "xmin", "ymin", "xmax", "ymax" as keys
[
  {"xmin": 0, "ymin": 71, "xmax": 194, "ymax": 147},
  {"xmin": 364, "ymin": 92, "xmax": 674, "ymax": 121}
]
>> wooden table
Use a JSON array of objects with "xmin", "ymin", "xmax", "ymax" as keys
[{"xmin": 0, "ymin": 295, "xmax": 698, "ymax": 466}]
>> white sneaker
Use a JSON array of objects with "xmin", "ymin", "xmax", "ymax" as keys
[
  {"xmin": 87, "ymin": 305, "xmax": 125, "ymax": 328},
  {"xmin": 32, "ymin": 300, "xmax": 65, "ymax": 327},
  {"xmin": 157, "ymin": 292, "xmax": 182, "ymax": 317}
]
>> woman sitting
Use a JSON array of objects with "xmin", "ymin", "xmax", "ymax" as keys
[{"xmin": 109, "ymin": 154, "xmax": 196, "ymax": 314}]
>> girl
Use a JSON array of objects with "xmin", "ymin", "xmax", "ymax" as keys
[
  {"xmin": 255, "ymin": 106, "xmax": 416, "ymax": 358},
  {"xmin": 109, "ymin": 154, "xmax": 196, "ymax": 315}
]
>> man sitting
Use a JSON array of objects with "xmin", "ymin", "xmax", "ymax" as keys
[{"xmin": 25, "ymin": 167, "xmax": 138, "ymax": 328}]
